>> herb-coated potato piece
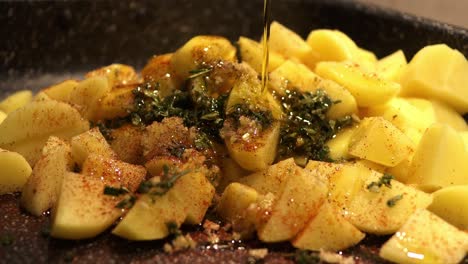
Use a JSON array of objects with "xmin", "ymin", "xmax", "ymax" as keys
[
  {"xmin": 41, "ymin": 80, "xmax": 78, "ymax": 103},
  {"xmin": 363, "ymin": 98, "xmax": 432, "ymax": 144},
  {"xmin": 316, "ymin": 61, "xmax": 400, "ymax": 107},
  {"xmin": 380, "ymin": 209, "xmax": 468, "ymax": 264},
  {"xmin": 238, "ymin": 36, "xmax": 285, "ymax": 74},
  {"xmin": 346, "ymin": 167, "xmax": 433, "ymax": 235},
  {"xmin": 85, "ymin": 63, "xmax": 139, "ymax": 88},
  {"xmin": 400, "ymin": 44, "xmax": 468, "ymax": 113},
  {"xmin": 68, "ymin": 76, "xmax": 112, "ymax": 121},
  {"xmin": 171, "ymin": 36, "xmax": 236, "ymax": 80},
  {"xmin": 216, "ymin": 182, "xmax": 259, "ymax": 236},
  {"xmin": 376, "ymin": 50, "xmax": 407, "ymax": 82},
  {"xmin": 0, "ymin": 149, "xmax": 32, "ymax": 194},
  {"xmin": 21, "ymin": 137, "xmax": 73, "ymax": 216},
  {"xmin": 407, "ymin": 98, "xmax": 468, "ymax": 131},
  {"xmin": 268, "ymin": 60, "xmax": 357, "ymax": 119},
  {"xmin": 406, "ymin": 123, "xmax": 468, "ymax": 191},
  {"xmin": 50, "ymin": 172, "xmax": 124, "ymax": 240},
  {"xmin": 428, "ymin": 186, "xmax": 468, "ymax": 230},
  {"xmin": 71, "ymin": 127, "xmax": 117, "ymax": 167},
  {"xmin": 141, "ymin": 53, "xmax": 182, "ymax": 98},
  {"xmin": 268, "ymin": 21, "xmax": 314, "ymax": 68},
  {"xmin": 0, "ymin": 100, "xmax": 89, "ymax": 165},
  {"xmin": 238, "ymin": 158, "xmax": 297, "ymax": 196},
  {"xmin": 348, "ymin": 117, "xmax": 415, "ymax": 167},
  {"xmin": 293, "ymin": 202, "xmax": 365, "ymax": 251},
  {"xmin": 325, "ymin": 125, "xmax": 359, "ymax": 161},
  {"xmin": 0, "ymin": 90, "xmax": 33, "ymax": 114},
  {"xmin": 257, "ymin": 167, "xmax": 328, "ymax": 242},
  {"xmin": 112, "ymin": 172, "xmax": 212, "ymax": 240},
  {"xmin": 225, "ymin": 122, "xmax": 280, "ymax": 172}
]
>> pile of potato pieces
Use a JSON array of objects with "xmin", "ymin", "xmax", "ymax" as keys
[{"xmin": 0, "ymin": 20, "xmax": 468, "ymax": 263}]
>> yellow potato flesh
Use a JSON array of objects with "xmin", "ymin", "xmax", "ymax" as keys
[
  {"xmin": 0, "ymin": 149, "xmax": 32, "ymax": 194},
  {"xmin": 0, "ymin": 90, "xmax": 33, "ymax": 114},
  {"xmin": 400, "ymin": 44, "xmax": 468, "ymax": 113},
  {"xmin": 376, "ymin": 50, "xmax": 407, "ymax": 82},
  {"xmin": 428, "ymin": 185, "xmax": 468, "ymax": 230},
  {"xmin": 316, "ymin": 61, "xmax": 400, "ymax": 107},
  {"xmin": 380, "ymin": 209, "xmax": 468, "ymax": 264},
  {"xmin": 293, "ymin": 202, "xmax": 365, "ymax": 251},
  {"xmin": 406, "ymin": 123, "xmax": 468, "ymax": 191},
  {"xmin": 238, "ymin": 36, "xmax": 285, "ymax": 74},
  {"xmin": 348, "ymin": 117, "xmax": 415, "ymax": 167}
]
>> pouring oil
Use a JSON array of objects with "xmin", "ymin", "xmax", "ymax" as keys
[{"xmin": 261, "ymin": 0, "xmax": 271, "ymax": 92}]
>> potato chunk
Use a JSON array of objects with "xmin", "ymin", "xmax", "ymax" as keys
[
  {"xmin": 21, "ymin": 137, "xmax": 73, "ymax": 215},
  {"xmin": 0, "ymin": 149, "xmax": 32, "ymax": 194},
  {"xmin": 0, "ymin": 90, "xmax": 33, "ymax": 114},
  {"xmin": 112, "ymin": 172, "xmax": 214, "ymax": 240},
  {"xmin": 0, "ymin": 100, "xmax": 89, "ymax": 165},
  {"xmin": 238, "ymin": 36, "xmax": 285, "ymax": 74},
  {"xmin": 380, "ymin": 209, "xmax": 468, "ymax": 264},
  {"xmin": 348, "ymin": 117, "xmax": 415, "ymax": 167},
  {"xmin": 257, "ymin": 167, "xmax": 328, "ymax": 242},
  {"xmin": 50, "ymin": 172, "xmax": 124, "ymax": 239},
  {"xmin": 376, "ymin": 50, "xmax": 407, "ymax": 82},
  {"xmin": 428, "ymin": 186, "xmax": 468, "ymax": 230},
  {"xmin": 316, "ymin": 61, "xmax": 400, "ymax": 107},
  {"xmin": 400, "ymin": 44, "xmax": 468, "ymax": 113},
  {"xmin": 406, "ymin": 123, "xmax": 468, "ymax": 191},
  {"xmin": 71, "ymin": 127, "xmax": 117, "ymax": 167},
  {"xmin": 293, "ymin": 202, "xmax": 365, "ymax": 251},
  {"xmin": 171, "ymin": 36, "xmax": 236, "ymax": 80},
  {"xmin": 345, "ymin": 167, "xmax": 433, "ymax": 235}
]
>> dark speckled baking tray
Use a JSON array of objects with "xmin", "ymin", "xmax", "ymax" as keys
[
  {"xmin": 1, "ymin": 0, "xmax": 468, "ymax": 93},
  {"xmin": 0, "ymin": 0, "xmax": 467, "ymax": 263}
]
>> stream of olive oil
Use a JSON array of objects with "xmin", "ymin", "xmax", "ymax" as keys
[{"xmin": 261, "ymin": 0, "xmax": 271, "ymax": 92}]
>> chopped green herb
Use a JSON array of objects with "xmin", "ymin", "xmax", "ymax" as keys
[
  {"xmin": 194, "ymin": 131, "xmax": 214, "ymax": 150},
  {"xmin": 137, "ymin": 166, "xmax": 190, "ymax": 198},
  {"xmin": 278, "ymin": 89, "xmax": 353, "ymax": 162},
  {"xmin": 103, "ymin": 186, "xmax": 130, "ymax": 196},
  {"xmin": 116, "ymin": 195, "xmax": 136, "ymax": 209},
  {"xmin": 367, "ymin": 173, "xmax": 394, "ymax": 193},
  {"xmin": 166, "ymin": 221, "xmax": 182, "ymax": 237},
  {"xmin": 169, "ymin": 146, "xmax": 185, "ymax": 158},
  {"xmin": 0, "ymin": 234, "xmax": 14, "ymax": 246},
  {"xmin": 387, "ymin": 194, "xmax": 404, "ymax": 207}
]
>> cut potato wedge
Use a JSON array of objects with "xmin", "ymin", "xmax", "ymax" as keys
[
  {"xmin": 0, "ymin": 100, "xmax": 89, "ymax": 165},
  {"xmin": 0, "ymin": 149, "xmax": 32, "ymax": 194},
  {"xmin": 21, "ymin": 137, "xmax": 73, "ymax": 216}
]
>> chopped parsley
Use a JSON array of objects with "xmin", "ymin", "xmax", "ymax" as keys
[
  {"xmin": 387, "ymin": 194, "xmax": 404, "ymax": 207},
  {"xmin": 278, "ymin": 89, "xmax": 353, "ymax": 162},
  {"xmin": 116, "ymin": 195, "xmax": 136, "ymax": 209},
  {"xmin": 129, "ymin": 77, "xmax": 227, "ymax": 144},
  {"xmin": 367, "ymin": 173, "xmax": 394, "ymax": 193},
  {"xmin": 166, "ymin": 221, "xmax": 182, "ymax": 237},
  {"xmin": 137, "ymin": 165, "xmax": 190, "ymax": 197},
  {"xmin": 103, "ymin": 186, "xmax": 130, "ymax": 196}
]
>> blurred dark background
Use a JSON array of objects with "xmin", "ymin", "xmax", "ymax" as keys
[{"xmin": 1, "ymin": 0, "xmax": 467, "ymax": 92}]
